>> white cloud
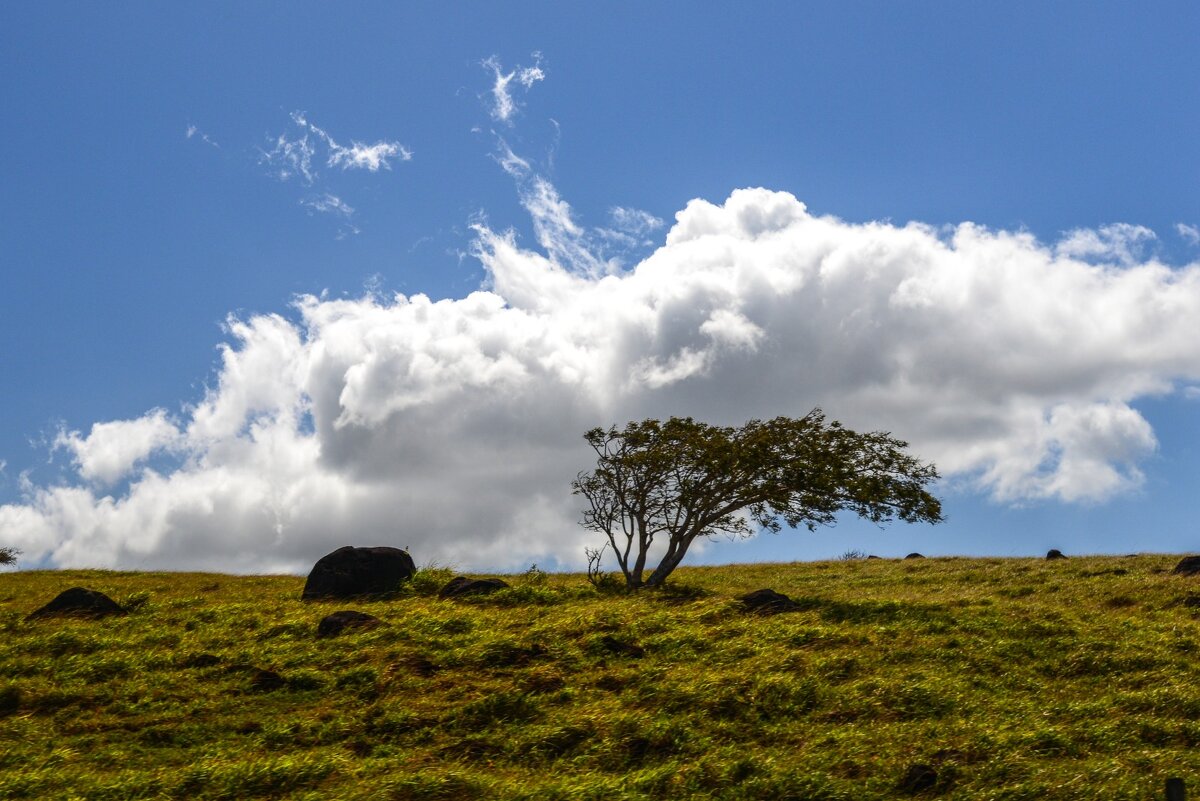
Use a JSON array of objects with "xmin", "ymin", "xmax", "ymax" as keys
[
  {"xmin": 1056, "ymin": 222, "xmax": 1157, "ymax": 265},
  {"xmin": 329, "ymin": 141, "xmax": 411, "ymax": 171},
  {"xmin": 261, "ymin": 132, "xmax": 317, "ymax": 183},
  {"xmin": 484, "ymin": 54, "xmax": 545, "ymax": 123},
  {"xmin": 595, "ymin": 206, "xmax": 665, "ymax": 252},
  {"xmin": 5, "ymin": 186, "xmax": 1200, "ymax": 574},
  {"xmin": 609, "ymin": 206, "xmax": 664, "ymax": 237},
  {"xmin": 53, "ymin": 410, "xmax": 182, "ymax": 486},
  {"xmin": 301, "ymin": 193, "xmax": 355, "ymax": 218},
  {"xmin": 186, "ymin": 124, "xmax": 220, "ymax": 148},
  {"xmin": 262, "ymin": 112, "xmax": 411, "ymax": 183},
  {"xmin": 1177, "ymin": 223, "xmax": 1200, "ymax": 246}
]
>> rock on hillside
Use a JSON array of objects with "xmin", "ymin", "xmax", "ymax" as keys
[
  {"xmin": 302, "ymin": 546, "xmax": 416, "ymax": 600},
  {"xmin": 317, "ymin": 610, "xmax": 383, "ymax": 638},
  {"xmin": 26, "ymin": 587, "xmax": 125, "ymax": 620},
  {"xmin": 439, "ymin": 577, "xmax": 510, "ymax": 598}
]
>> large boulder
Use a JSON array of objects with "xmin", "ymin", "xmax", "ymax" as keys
[
  {"xmin": 26, "ymin": 587, "xmax": 125, "ymax": 621},
  {"xmin": 439, "ymin": 576, "xmax": 509, "ymax": 599},
  {"xmin": 1046, "ymin": 549, "xmax": 1068, "ymax": 560},
  {"xmin": 302, "ymin": 546, "xmax": 416, "ymax": 600},
  {"xmin": 1174, "ymin": 556, "xmax": 1200, "ymax": 576}
]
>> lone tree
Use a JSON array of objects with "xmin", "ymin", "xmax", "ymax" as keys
[
  {"xmin": 572, "ymin": 410, "xmax": 942, "ymax": 589},
  {"xmin": 0, "ymin": 547, "xmax": 18, "ymax": 567}
]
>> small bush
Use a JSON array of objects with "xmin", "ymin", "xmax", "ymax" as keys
[
  {"xmin": 404, "ymin": 564, "xmax": 457, "ymax": 596},
  {"xmin": 121, "ymin": 591, "xmax": 151, "ymax": 612}
]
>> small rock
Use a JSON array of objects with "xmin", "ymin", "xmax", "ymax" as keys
[
  {"xmin": 905, "ymin": 552, "xmax": 925, "ymax": 560},
  {"xmin": 438, "ymin": 576, "xmax": 510, "ymax": 598},
  {"xmin": 1046, "ymin": 549, "xmax": 1068, "ymax": 560},
  {"xmin": 179, "ymin": 653, "xmax": 222, "ymax": 668},
  {"xmin": 597, "ymin": 635, "xmax": 645, "ymax": 658},
  {"xmin": 867, "ymin": 554, "xmax": 882, "ymax": 560},
  {"xmin": 738, "ymin": 588, "xmax": 800, "ymax": 614},
  {"xmin": 0, "ymin": 686, "xmax": 20, "ymax": 716},
  {"xmin": 1174, "ymin": 556, "xmax": 1200, "ymax": 576},
  {"xmin": 249, "ymin": 669, "xmax": 286, "ymax": 692},
  {"xmin": 302, "ymin": 546, "xmax": 416, "ymax": 600},
  {"xmin": 897, "ymin": 763, "xmax": 939, "ymax": 794},
  {"xmin": 26, "ymin": 587, "xmax": 126, "ymax": 621},
  {"xmin": 401, "ymin": 653, "xmax": 438, "ymax": 677},
  {"xmin": 317, "ymin": 610, "xmax": 382, "ymax": 638}
]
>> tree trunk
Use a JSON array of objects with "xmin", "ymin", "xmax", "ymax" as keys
[{"xmin": 644, "ymin": 536, "xmax": 692, "ymax": 587}]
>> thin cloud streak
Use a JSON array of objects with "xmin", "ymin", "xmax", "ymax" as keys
[{"xmin": 484, "ymin": 54, "xmax": 545, "ymax": 124}]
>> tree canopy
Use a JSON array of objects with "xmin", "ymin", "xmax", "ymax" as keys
[{"xmin": 572, "ymin": 411, "xmax": 943, "ymax": 588}]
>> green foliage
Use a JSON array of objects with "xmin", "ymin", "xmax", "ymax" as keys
[
  {"xmin": 573, "ymin": 411, "xmax": 942, "ymax": 588},
  {"xmin": 2, "ymin": 556, "xmax": 1200, "ymax": 799},
  {"xmin": 403, "ymin": 563, "xmax": 457, "ymax": 596}
]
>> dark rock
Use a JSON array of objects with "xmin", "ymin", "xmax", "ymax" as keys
[
  {"xmin": 301, "ymin": 546, "xmax": 415, "ymax": 600},
  {"xmin": 0, "ymin": 686, "xmax": 19, "ymax": 716},
  {"xmin": 1174, "ymin": 556, "xmax": 1200, "ymax": 576},
  {"xmin": 179, "ymin": 653, "xmax": 222, "ymax": 668},
  {"xmin": 478, "ymin": 641, "xmax": 547, "ymax": 667},
  {"xmin": 402, "ymin": 653, "xmax": 439, "ymax": 677},
  {"xmin": 905, "ymin": 553, "xmax": 925, "ymax": 560},
  {"xmin": 1046, "ymin": 549, "xmax": 1068, "ymax": 560},
  {"xmin": 438, "ymin": 576, "xmax": 510, "ymax": 598},
  {"xmin": 317, "ymin": 610, "xmax": 382, "ymax": 638},
  {"xmin": 867, "ymin": 555, "xmax": 882, "ymax": 559},
  {"xmin": 26, "ymin": 587, "xmax": 126, "ymax": 620},
  {"xmin": 597, "ymin": 635, "xmax": 645, "ymax": 658},
  {"xmin": 897, "ymin": 763, "xmax": 939, "ymax": 794},
  {"xmin": 249, "ymin": 669, "xmax": 286, "ymax": 692},
  {"xmin": 739, "ymin": 588, "xmax": 800, "ymax": 614}
]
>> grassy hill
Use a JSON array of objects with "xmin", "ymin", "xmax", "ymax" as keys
[{"xmin": 3, "ymin": 555, "xmax": 1200, "ymax": 800}]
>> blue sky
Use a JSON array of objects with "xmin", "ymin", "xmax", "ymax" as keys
[{"xmin": 3, "ymin": 3, "xmax": 1200, "ymax": 572}]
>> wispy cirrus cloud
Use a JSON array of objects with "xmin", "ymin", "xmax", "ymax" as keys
[
  {"xmin": 261, "ymin": 112, "xmax": 411, "ymax": 183},
  {"xmin": 263, "ymin": 130, "xmax": 318, "ymax": 183},
  {"xmin": 301, "ymin": 193, "xmax": 360, "ymax": 238},
  {"xmin": 258, "ymin": 112, "xmax": 411, "ymax": 234},
  {"xmin": 185, "ymin": 124, "xmax": 220, "ymax": 149},
  {"xmin": 290, "ymin": 112, "xmax": 412, "ymax": 173},
  {"xmin": 301, "ymin": 193, "xmax": 354, "ymax": 218},
  {"xmin": 484, "ymin": 53, "xmax": 545, "ymax": 124},
  {"xmin": 1177, "ymin": 223, "xmax": 1200, "ymax": 246}
]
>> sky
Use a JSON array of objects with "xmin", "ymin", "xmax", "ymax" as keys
[{"xmin": 3, "ymin": 2, "xmax": 1200, "ymax": 574}]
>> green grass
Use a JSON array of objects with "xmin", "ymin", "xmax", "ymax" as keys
[{"xmin": 2, "ymin": 555, "xmax": 1199, "ymax": 799}]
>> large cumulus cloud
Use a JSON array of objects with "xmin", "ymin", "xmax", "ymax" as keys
[{"xmin": 5, "ymin": 187, "xmax": 1200, "ymax": 573}]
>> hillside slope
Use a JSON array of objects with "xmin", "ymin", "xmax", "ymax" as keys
[{"xmin": 2, "ymin": 556, "xmax": 1199, "ymax": 799}]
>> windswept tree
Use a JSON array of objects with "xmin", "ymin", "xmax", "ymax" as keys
[
  {"xmin": 0, "ymin": 547, "xmax": 18, "ymax": 567},
  {"xmin": 572, "ymin": 411, "xmax": 942, "ymax": 589}
]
